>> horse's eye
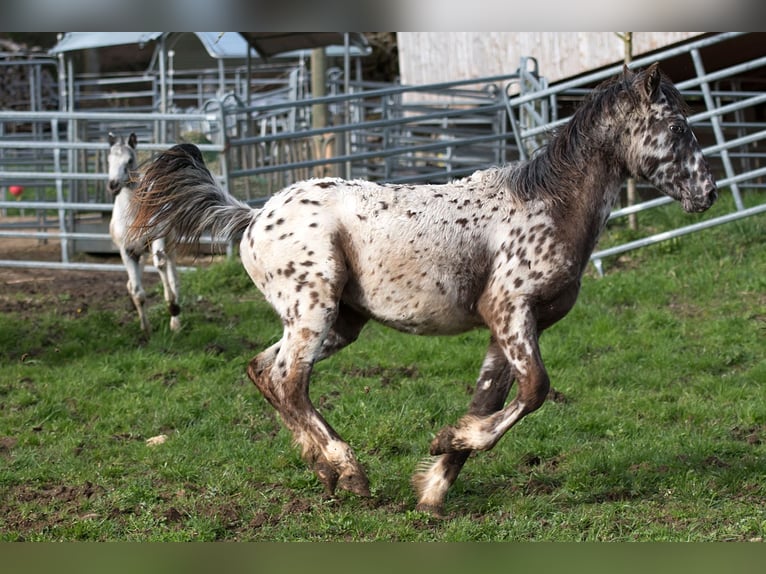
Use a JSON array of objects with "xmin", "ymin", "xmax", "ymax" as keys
[{"xmin": 669, "ymin": 123, "xmax": 687, "ymax": 134}]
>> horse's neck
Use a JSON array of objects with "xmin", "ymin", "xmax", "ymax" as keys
[
  {"xmin": 523, "ymin": 134, "xmax": 627, "ymax": 262},
  {"xmin": 113, "ymin": 186, "xmax": 134, "ymax": 218}
]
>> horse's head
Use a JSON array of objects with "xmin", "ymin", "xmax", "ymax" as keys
[
  {"xmin": 623, "ymin": 63, "xmax": 718, "ymax": 213},
  {"xmin": 107, "ymin": 132, "xmax": 139, "ymax": 197}
]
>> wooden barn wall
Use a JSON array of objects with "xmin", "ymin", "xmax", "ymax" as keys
[{"xmin": 396, "ymin": 32, "xmax": 703, "ymax": 86}]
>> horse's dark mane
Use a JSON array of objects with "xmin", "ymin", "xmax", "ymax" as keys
[{"xmin": 494, "ymin": 69, "xmax": 686, "ymax": 206}]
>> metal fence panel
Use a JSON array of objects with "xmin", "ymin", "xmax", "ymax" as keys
[{"xmin": 2, "ymin": 32, "xmax": 765, "ymax": 276}]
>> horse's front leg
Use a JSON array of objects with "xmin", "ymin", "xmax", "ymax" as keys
[
  {"xmin": 151, "ymin": 238, "xmax": 181, "ymax": 331},
  {"xmin": 430, "ymin": 304, "xmax": 549, "ymax": 455},
  {"xmin": 412, "ymin": 338, "xmax": 514, "ymax": 515},
  {"xmin": 118, "ymin": 244, "xmax": 150, "ymax": 334}
]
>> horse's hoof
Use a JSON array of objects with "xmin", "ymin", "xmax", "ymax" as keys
[
  {"xmin": 337, "ymin": 470, "xmax": 371, "ymax": 497},
  {"xmin": 414, "ymin": 502, "xmax": 446, "ymax": 519}
]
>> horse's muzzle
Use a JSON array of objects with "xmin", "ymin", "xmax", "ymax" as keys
[
  {"xmin": 107, "ymin": 180, "xmax": 122, "ymax": 196},
  {"xmin": 684, "ymin": 179, "xmax": 718, "ymax": 213}
]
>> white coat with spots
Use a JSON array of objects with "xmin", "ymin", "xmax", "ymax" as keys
[{"xmin": 127, "ymin": 64, "xmax": 717, "ymax": 515}]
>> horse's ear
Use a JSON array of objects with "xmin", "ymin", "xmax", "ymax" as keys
[
  {"xmin": 639, "ymin": 62, "xmax": 662, "ymax": 102},
  {"xmin": 128, "ymin": 133, "xmax": 137, "ymax": 149},
  {"xmin": 108, "ymin": 132, "xmax": 116, "ymax": 146},
  {"xmin": 622, "ymin": 64, "xmax": 635, "ymax": 81}
]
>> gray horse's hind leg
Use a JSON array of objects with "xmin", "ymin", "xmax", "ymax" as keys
[
  {"xmin": 119, "ymin": 245, "xmax": 150, "ymax": 334},
  {"xmin": 151, "ymin": 238, "xmax": 181, "ymax": 331},
  {"xmin": 411, "ymin": 338, "xmax": 514, "ymax": 515}
]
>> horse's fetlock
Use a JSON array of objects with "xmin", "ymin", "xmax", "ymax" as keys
[
  {"xmin": 311, "ymin": 458, "xmax": 340, "ymax": 495},
  {"xmin": 429, "ymin": 426, "xmax": 457, "ymax": 455}
]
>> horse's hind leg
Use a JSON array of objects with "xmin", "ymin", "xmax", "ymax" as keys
[
  {"xmin": 247, "ymin": 302, "xmax": 370, "ymax": 497},
  {"xmin": 152, "ymin": 238, "xmax": 181, "ymax": 331},
  {"xmin": 412, "ymin": 338, "xmax": 513, "ymax": 515},
  {"xmin": 119, "ymin": 245, "xmax": 150, "ymax": 334}
]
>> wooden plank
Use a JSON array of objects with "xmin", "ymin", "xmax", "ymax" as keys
[{"xmin": 397, "ymin": 32, "xmax": 702, "ymax": 86}]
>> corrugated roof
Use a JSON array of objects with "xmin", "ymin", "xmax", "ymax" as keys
[
  {"xmin": 239, "ymin": 32, "xmax": 369, "ymax": 58},
  {"xmin": 184, "ymin": 32, "xmax": 257, "ymax": 59},
  {"xmin": 50, "ymin": 32, "xmax": 371, "ymax": 59},
  {"xmin": 49, "ymin": 32, "xmax": 256, "ymax": 60},
  {"xmin": 49, "ymin": 32, "xmax": 163, "ymax": 54}
]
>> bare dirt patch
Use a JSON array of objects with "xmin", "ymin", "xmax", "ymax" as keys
[
  {"xmin": 0, "ymin": 234, "xmax": 140, "ymax": 315},
  {"xmin": 1, "ymin": 267, "xmax": 135, "ymax": 311},
  {"xmin": 0, "ymin": 264, "xmax": 144, "ymax": 317},
  {"xmin": 0, "ymin": 236, "xmax": 211, "ymax": 317}
]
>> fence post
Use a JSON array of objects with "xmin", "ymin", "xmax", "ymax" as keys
[
  {"xmin": 617, "ymin": 32, "xmax": 639, "ymax": 231},
  {"xmin": 51, "ymin": 118, "xmax": 69, "ymax": 263},
  {"xmin": 691, "ymin": 48, "xmax": 745, "ymax": 211}
]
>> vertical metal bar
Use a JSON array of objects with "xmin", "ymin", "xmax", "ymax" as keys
[
  {"xmin": 55, "ymin": 37, "xmax": 66, "ymax": 112},
  {"xmin": 159, "ymin": 35, "xmax": 167, "ymax": 143},
  {"xmin": 28, "ymin": 63, "xmax": 38, "ymax": 112},
  {"xmin": 66, "ymin": 57, "xmax": 76, "ymax": 236},
  {"xmin": 218, "ymin": 58, "xmax": 225, "ymax": 98},
  {"xmin": 504, "ymin": 80, "xmax": 528, "ymax": 161},
  {"xmin": 383, "ymin": 95, "xmax": 391, "ymax": 180},
  {"xmin": 66, "ymin": 56, "xmax": 74, "ymax": 111},
  {"xmin": 691, "ymin": 48, "xmax": 745, "ymax": 211},
  {"xmin": 344, "ymin": 33, "xmax": 351, "ymax": 179},
  {"xmin": 0, "ymin": 121, "xmax": 5, "ymax": 217},
  {"xmin": 51, "ymin": 118, "xmax": 69, "ymax": 263}
]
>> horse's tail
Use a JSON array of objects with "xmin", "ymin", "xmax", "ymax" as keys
[{"xmin": 127, "ymin": 143, "xmax": 257, "ymax": 252}]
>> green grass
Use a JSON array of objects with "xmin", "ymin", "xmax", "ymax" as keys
[{"xmin": 1, "ymin": 194, "xmax": 765, "ymax": 541}]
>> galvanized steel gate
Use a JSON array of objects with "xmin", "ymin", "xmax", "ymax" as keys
[
  {"xmin": 1, "ymin": 32, "xmax": 764, "ymax": 275},
  {"xmin": 503, "ymin": 32, "xmax": 766, "ymax": 275}
]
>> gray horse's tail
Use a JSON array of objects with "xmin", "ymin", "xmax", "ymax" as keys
[{"xmin": 126, "ymin": 143, "xmax": 257, "ymax": 252}]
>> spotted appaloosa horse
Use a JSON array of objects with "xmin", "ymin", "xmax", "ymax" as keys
[
  {"xmin": 107, "ymin": 132, "xmax": 181, "ymax": 334},
  {"xmin": 127, "ymin": 64, "xmax": 717, "ymax": 515}
]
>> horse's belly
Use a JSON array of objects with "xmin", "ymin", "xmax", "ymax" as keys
[{"xmin": 343, "ymin": 277, "xmax": 484, "ymax": 335}]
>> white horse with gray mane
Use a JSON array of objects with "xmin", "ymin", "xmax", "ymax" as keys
[
  {"xmin": 107, "ymin": 132, "xmax": 181, "ymax": 334},
  {"xmin": 127, "ymin": 64, "xmax": 717, "ymax": 515}
]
